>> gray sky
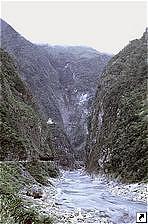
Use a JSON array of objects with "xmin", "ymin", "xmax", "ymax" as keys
[{"xmin": 1, "ymin": 1, "xmax": 147, "ymax": 54}]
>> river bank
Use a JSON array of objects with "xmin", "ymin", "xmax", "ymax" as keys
[
  {"xmin": 108, "ymin": 181, "xmax": 147, "ymax": 203},
  {"xmin": 88, "ymin": 172, "xmax": 147, "ymax": 203}
]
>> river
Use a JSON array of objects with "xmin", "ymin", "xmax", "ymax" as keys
[
  {"xmin": 25, "ymin": 169, "xmax": 147, "ymax": 224},
  {"xmin": 52, "ymin": 169, "xmax": 147, "ymax": 224}
]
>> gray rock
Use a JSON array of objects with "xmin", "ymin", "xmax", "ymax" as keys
[{"xmin": 26, "ymin": 186, "xmax": 43, "ymax": 199}]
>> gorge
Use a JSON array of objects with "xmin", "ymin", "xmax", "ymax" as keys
[{"xmin": 0, "ymin": 19, "xmax": 147, "ymax": 224}]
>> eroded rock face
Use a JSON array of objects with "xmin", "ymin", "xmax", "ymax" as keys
[
  {"xmin": 45, "ymin": 45, "xmax": 111, "ymax": 159},
  {"xmin": 85, "ymin": 30, "xmax": 147, "ymax": 182}
]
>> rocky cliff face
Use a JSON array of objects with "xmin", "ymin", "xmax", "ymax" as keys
[
  {"xmin": 85, "ymin": 30, "xmax": 147, "ymax": 182},
  {"xmin": 44, "ymin": 45, "xmax": 111, "ymax": 159},
  {"xmin": 1, "ymin": 19, "xmax": 111, "ymax": 161}
]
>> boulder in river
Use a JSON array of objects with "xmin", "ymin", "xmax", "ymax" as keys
[{"xmin": 26, "ymin": 186, "xmax": 43, "ymax": 199}]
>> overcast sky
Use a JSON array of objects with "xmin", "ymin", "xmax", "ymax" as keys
[{"xmin": 1, "ymin": 1, "xmax": 147, "ymax": 54}]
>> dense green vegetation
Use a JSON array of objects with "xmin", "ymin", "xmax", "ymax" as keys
[
  {"xmin": 1, "ymin": 19, "xmax": 76, "ymax": 167},
  {"xmin": 0, "ymin": 49, "xmax": 59, "ymax": 223},
  {"xmin": 86, "ymin": 30, "xmax": 147, "ymax": 183},
  {"xmin": 23, "ymin": 160, "xmax": 58, "ymax": 185},
  {"xmin": 0, "ymin": 162, "xmax": 54, "ymax": 224},
  {"xmin": 0, "ymin": 48, "xmax": 53, "ymax": 161}
]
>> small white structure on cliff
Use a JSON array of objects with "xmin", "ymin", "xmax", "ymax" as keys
[{"xmin": 47, "ymin": 118, "xmax": 54, "ymax": 125}]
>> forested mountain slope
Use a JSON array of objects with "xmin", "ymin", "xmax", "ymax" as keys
[
  {"xmin": 0, "ymin": 48, "xmax": 53, "ymax": 161},
  {"xmin": 85, "ymin": 30, "xmax": 147, "ymax": 182},
  {"xmin": 0, "ymin": 48, "xmax": 59, "ymax": 223},
  {"xmin": 1, "ymin": 19, "xmax": 75, "ymax": 165},
  {"xmin": 0, "ymin": 19, "xmax": 62, "ymax": 125}
]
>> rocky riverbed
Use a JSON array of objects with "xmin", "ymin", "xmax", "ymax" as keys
[
  {"xmin": 108, "ymin": 181, "xmax": 147, "ymax": 203},
  {"xmin": 21, "ymin": 169, "xmax": 147, "ymax": 224}
]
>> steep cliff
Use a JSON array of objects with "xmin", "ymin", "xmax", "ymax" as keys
[
  {"xmin": 0, "ymin": 48, "xmax": 54, "ymax": 161},
  {"xmin": 45, "ymin": 45, "xmax": 111, "ymax": 159},
  {"xmin": 1, "ymin": 19, "xmax": 75, "ymax": 166},
  {"xmin": 85, "ymin": 30, "xmax": 147, "ymax": 182},
  {"xmin": 0, "ymin": 19, "xmax": 62, "ymax": 125}
]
